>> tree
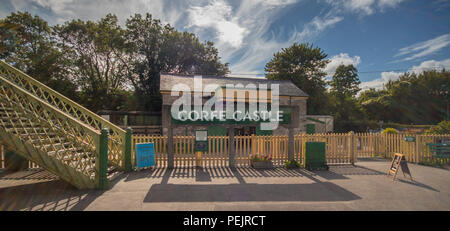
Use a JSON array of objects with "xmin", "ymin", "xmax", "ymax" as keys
[
  {"xmin": 124, "ymin": 13, "xmax": 229, "ymax": 111},
  {"xmin": 426, "ymin": 121, "xmax": 450, "ymax": 134},
  {"xmin": 358, "ymin": 88, "xmax": 391, "ymax": 122},
  {"xmin": 0, "ymin": 11, "xmax": 77, "ymax": 97},
  {"xmin": 328, "ymin": 64, "xmax": 364, "ymax": 131},
  {"xmin": 329, "ymin": 64, "xmax": 360, "ymax": 97},
  {"xmin": 265, "ymin": 43, "xmax": 330, "ymax": 114},
  {"xmin": 357, "ymin": 69, "xmax": 449, "ymax": 126},
  {"xmin": 54, "ymin": 14, "xmax": 130, "ymax": 111}
]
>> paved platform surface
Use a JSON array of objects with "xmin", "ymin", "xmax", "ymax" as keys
[{"xmin": 1, "ymin": 159, "xmax": 450, "ymax": 211}]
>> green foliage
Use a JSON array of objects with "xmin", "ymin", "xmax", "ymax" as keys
[
  {"xmin": 358, "ymin": 88, "xmax": 390, "ymax": 122},
  {"xmin": 382, "ymin": 128, "xmax": 399, "ymax": 134},
  {"xmin": 383, "ymin": 122, "xmax": 431, "ymax": 129},
  {"xmin": 265, "ymin": 44, "xmax": 368, "ymax": 132},
  {"xmin": 283, "ymin": 160, "xmax": 301, "ymax": 169},
  {"xmin": 358, "ymin": 70, "xmax": 450, "ymax": 125},
  {"xmin": 124, "ymin": 13, "xmax": 229, "ymax": 111},
  {"xmin": 328, "ymin": 64, "xmax": 364, "ymax": 132},
  {"xmin": 265, "ymin": 43, "xmax": 330, "ymax": 114},
  {"xmin": 54, "ymin": 14, "xmax": 130, "ymax": 112},
  {"xmin": 1, "ymin": 11, "xmax": 229, "ymax": 113},
  {"xmin": 0, "ymin": 11, "xmax": 78, "ymax": 98},
  {"xmin": 330, "ymin": 96, "xmax": 367, "ymax": 132},
  {"xmin": 3, "ymin": 11, "xmax": 449, "ymax": 131},
  {"xmin": 330, "ymin": 64, "xmax": 361, "ymax": 97},
  {"xmin": 426, "ymin": 121, "xmax": 450, "ymax": 134}
]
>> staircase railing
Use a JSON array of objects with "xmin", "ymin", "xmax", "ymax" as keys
[
  {"xmin": 0, "ymin": 60, "xmax": 126, "ymax": 170},
  {"xmin": 0, "ymin": 75, "xmax": 108, "ymax": 188}
]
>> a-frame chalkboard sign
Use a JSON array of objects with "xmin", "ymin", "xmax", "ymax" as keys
[{"xmin": 387, "ymin": 153, "xmax": 413, "ymax": 181}]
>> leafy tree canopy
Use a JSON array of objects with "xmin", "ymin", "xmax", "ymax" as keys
[
  {"xmin": 358, "ymin": 70, "xmax": 450, "ymax": 125},
  {"xmin": 265, "ymin": 43, "xmax": 330, "ymax": 114},
  {"xmin": 0, "ymin": 11, "xmax": 77, "ymax": 97},
  {"xmin": 54, "ymin": 14, "xmax": 130, "ymax": 111},
  {"xmin": 124, "ymin": 13, "xmax": 229, "ymax": 111},
  {"xmin": 1, "ymin": 11, "xmax": 229, "ymax": 112},
  {"xmin": 426, "ymin": 121, "xmax": 450, "ymax": 134},
  {"xmin": 330, "ymin": 64, "xmax": 360, "ymax": 97}
]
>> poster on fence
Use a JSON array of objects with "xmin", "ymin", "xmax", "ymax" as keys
[{"xmin": 135, "ymin": 143, "xmax": 155, "ymax": 169}]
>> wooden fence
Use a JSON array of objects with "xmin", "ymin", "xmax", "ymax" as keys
[
  {"xmin": 131, "ymin": 133, "xmax": 357, "ymax": 167},
  {"xmin": 297, "ymin": 133, "xmax": 354, "ymax": 165},
  {"xmin": 130, "ymin": 133, "xmax": 450, "ymax": 168},
  {"xmin": 1, "ymin": 133, "xmax": 449, "ymax": 170},
  {"xmin": 131, "ymin": 135, "xmax": 168, "ymax": 167},
  {"xmin": 378, "ymin": 134, "xmax": 450, "ymax": 165}
]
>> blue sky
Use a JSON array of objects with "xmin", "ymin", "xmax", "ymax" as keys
[{"xmin": 1, "ymin": 0, "xmax": 449, "ymax": 91}]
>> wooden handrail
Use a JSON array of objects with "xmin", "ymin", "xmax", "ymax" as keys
[
  {"xmin": 0, "ymin": 76, "xmax": 101, "ymax": 137},
  {"xmin": 0, "ymin": 60, "xmax": 125, "ymax": 134},
  {"xmin": 0, "ymin": 60, "xmax": 126, "ymax": 169}
]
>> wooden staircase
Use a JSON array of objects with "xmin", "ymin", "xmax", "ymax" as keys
[{"xmin": 0, "ymin": 60, "xmax": 129, "ymax": 189}]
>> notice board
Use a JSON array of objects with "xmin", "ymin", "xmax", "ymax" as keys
[
  {"xmin": 135, "ymin": 143, "xmax": 155, "ymax": 169},
  {"xmin": 387, "ymin": 153, "xmax": 412, "ymax": 181}
]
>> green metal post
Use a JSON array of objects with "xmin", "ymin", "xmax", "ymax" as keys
[
  {"xmin": 125, "ymin": 127, "xmax": 133, "ymax": 172},
  {"xmin": 98, "ymin": 128, "xmax": 109, "ymax": 190}
]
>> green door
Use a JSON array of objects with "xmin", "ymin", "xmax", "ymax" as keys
[
  {"xmin": 207, "ymin": 126, "xmax": 227, "ymax": 136},
  {"xmin": 305, "ymin": 142, "xmax": 327, "ymax": 170}
]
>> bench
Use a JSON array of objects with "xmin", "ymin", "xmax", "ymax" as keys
[{"xmin": 426, "ymin": 142, "xmax": 450, "ymax": 158}]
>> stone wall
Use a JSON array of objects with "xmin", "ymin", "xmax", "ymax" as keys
[{"xmin": 306, "ymin": 115, "xmax": 334, "ymax": 133}]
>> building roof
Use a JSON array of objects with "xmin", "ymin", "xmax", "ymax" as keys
[{"xmin": 159, "ymin": 74, "xmax": 308, "ymax": 97}]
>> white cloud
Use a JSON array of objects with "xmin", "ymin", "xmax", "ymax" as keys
[
  {"xmin": 395, "ymin": 34, "xmax": 450, "ymax": 62},
  {"xmin": 346, "ymin": 0, "xmax": 376, "ymax": 15},
  {"xmin": 230, "ymin": 8, "xmax": 343, "ymax": 75},
  {"xmin": 359, "ymin": 58, "xmax": 450, "ymax": 91},
  {"xmin": 187, "ymin": 0, "xmax": 248, "ymax": 48},
  {"xmin": 313, "ymin": 16, "xmax": 343, "ymax": 31},
  {"xmin": 324, "ymin": 53, "xmax": 361, "ymax": 76},
  {"xmin": 225, "ymin": 0, "xmax": 405, "ymax": 75},
  {"xmin": 3, "ymin": 0, "xmax": 410, "ymax": 77},
  {"xmin": 378, "ymin": 0, "xmax": 406, "ymax": 8},
  {"xmin": 252, "ymin": 0, "xmax": 298, "ymax": 6},
  {"xmin": 228, "ymin": 0, "xmax": 402, "ymax": 75},
  {"xmin": 380, "ymin": 71, "xmax": 402, "ymax": 81},
  {"xmin": 229, "ymin": 39, "xmax": 289, "ymax": 75},
  {"xmin": 326, "ymin": 0, "xmax": 407, "ymax": 15},
  {"xmin": 410, "ymin": 58, "xmax": 450, "ymax": 74},
  {"xmin": 359, "ymin": 71, "xmax": 402, "ymax": 91},
  {"xmin": 9, "ymin": 0, "xmax": 172, "ymax": 25},
  {"xmin": 29, "ymin": 0, "xmax": 74, "ymax": 15},
  {"xmin": 226, "ymin": 0, "xmax": 303, "ymax": 74},
  {"xmin": 296, "ymin": 15, "xmax": 343, "ymax": 38}
]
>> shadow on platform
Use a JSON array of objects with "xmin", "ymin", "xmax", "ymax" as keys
[
  {"xmin": 0, "ymin": 169, "xmax": 116, "ymax": 211},
  {"xmin": 143, "ymin": 182, "xmax": 361, "ymax": 203},
  {"xmin": 142, "ymin": 166, "xmax": 361, "ymax": 203}
]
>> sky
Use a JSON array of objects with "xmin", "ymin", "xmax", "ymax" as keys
[{"xmin": 1, "ymin": 0, "xmax": 449, "ymax": 92}]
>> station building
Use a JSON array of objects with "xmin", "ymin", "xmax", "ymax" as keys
[{"xmin": 160, "ymin": 74, "xmax": 333, "ymax": 136}]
